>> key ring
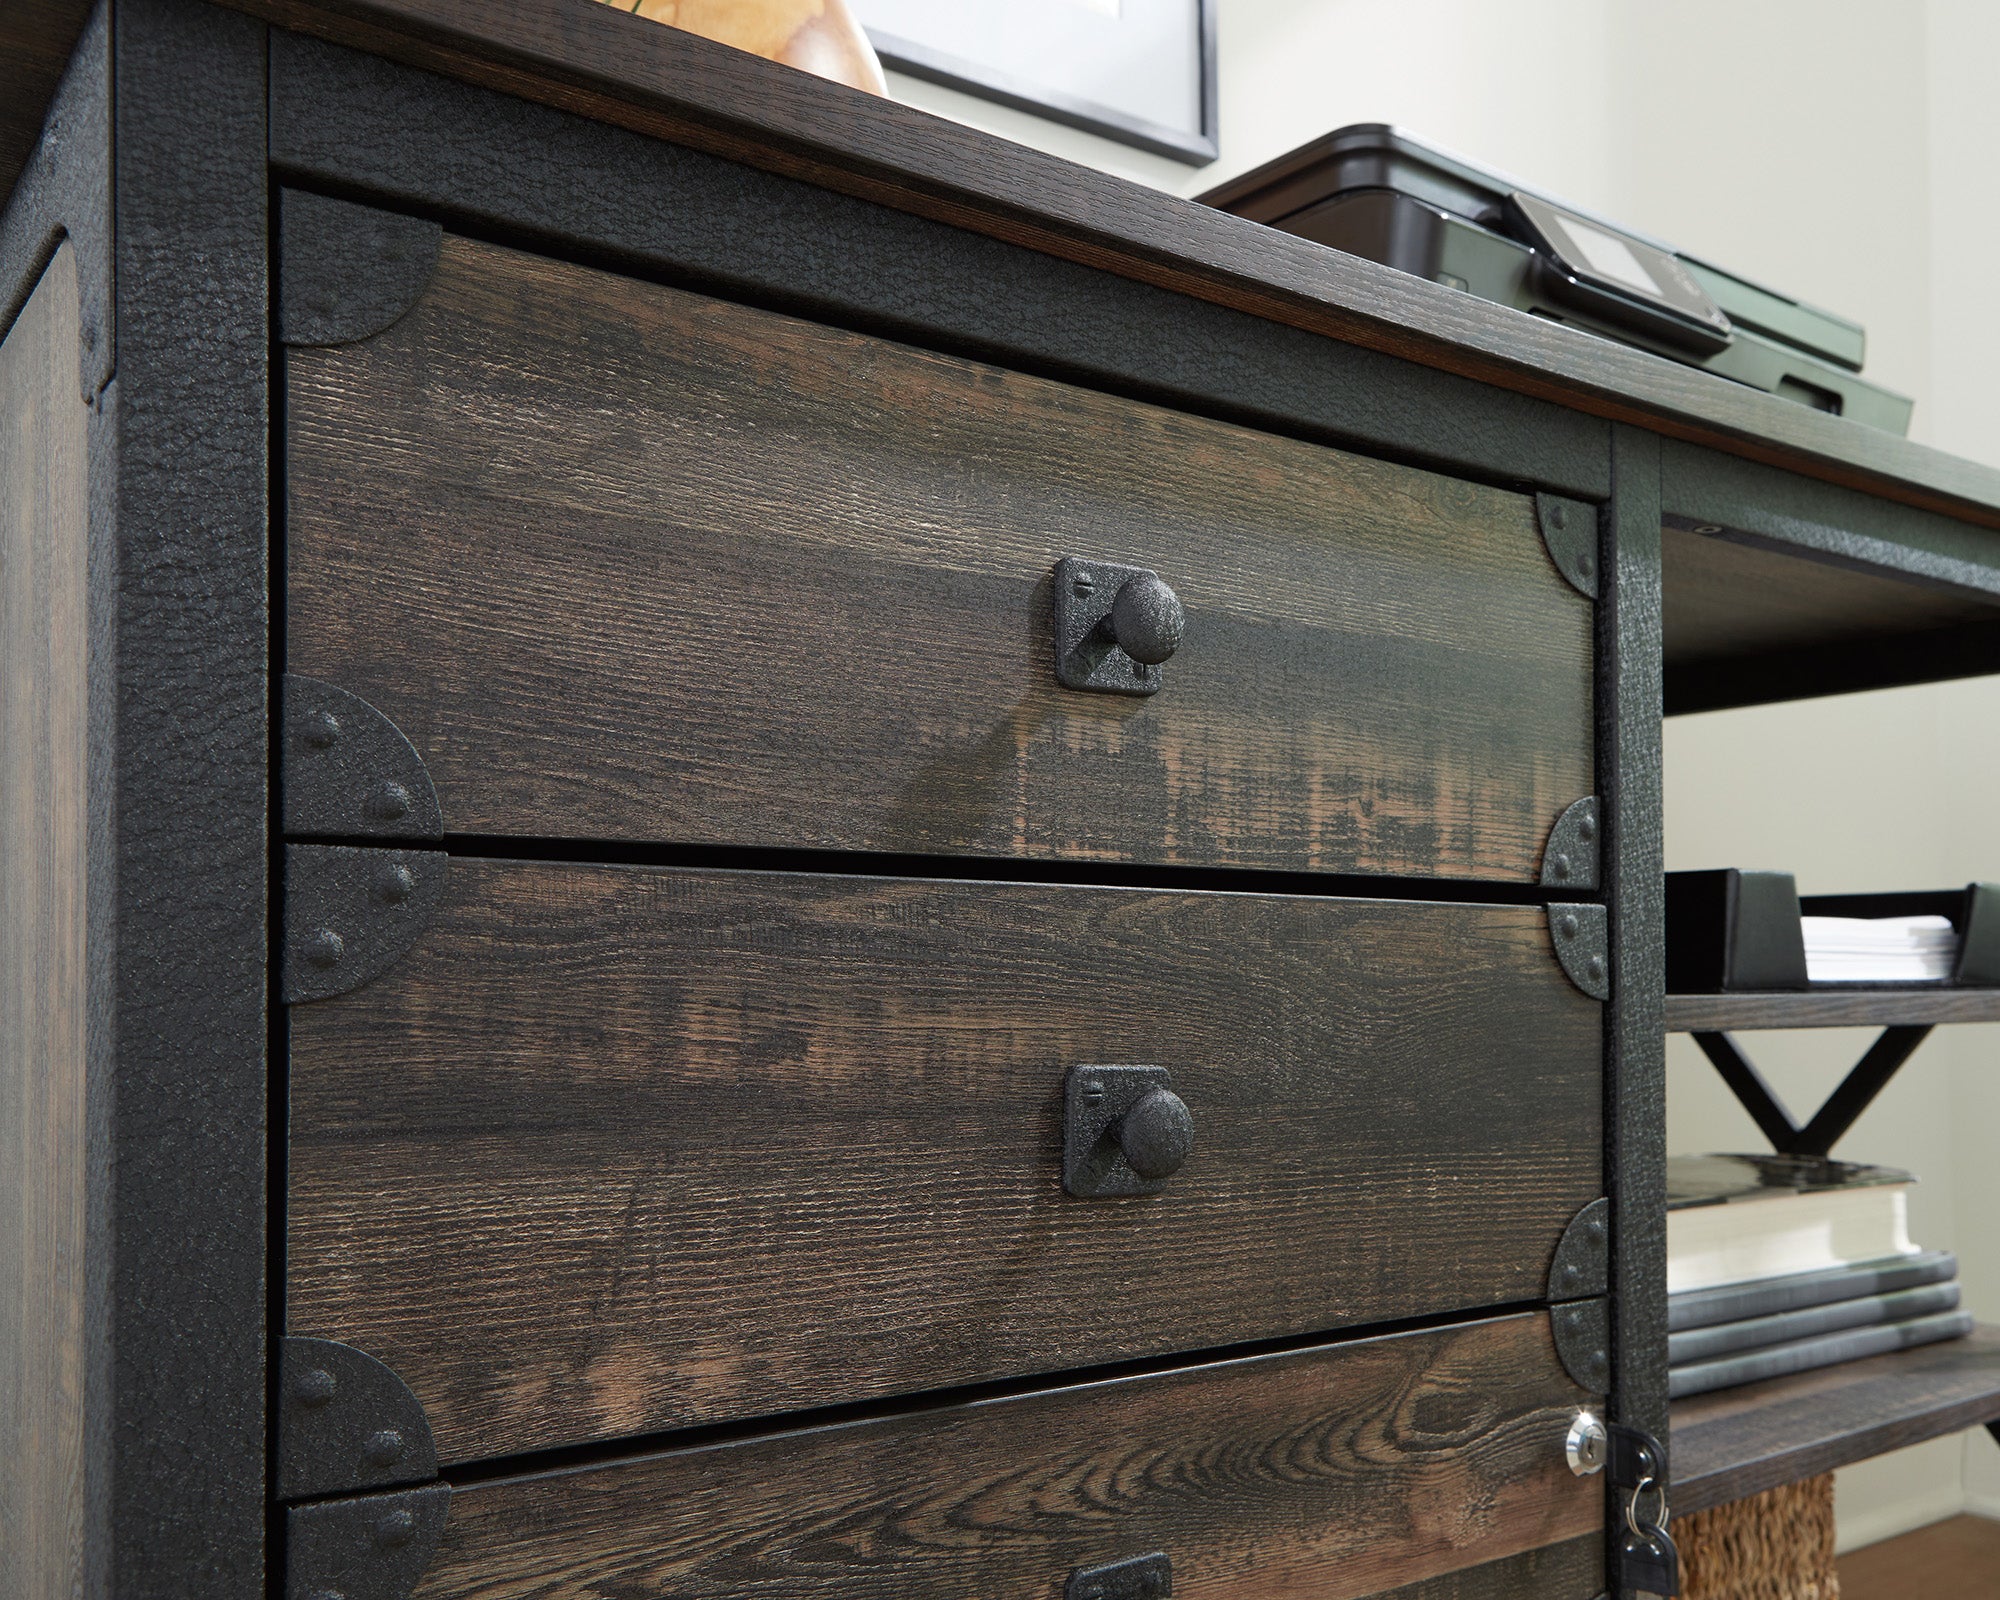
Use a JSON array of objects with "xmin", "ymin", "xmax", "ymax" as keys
[{"xmin": 1625, "ymin": 1473, "xmax": 1670, "ymax": 1540}]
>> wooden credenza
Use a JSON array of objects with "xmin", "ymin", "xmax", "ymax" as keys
[{"xmin": 9, "ymin": 3, "xmax": 2000, "ymax": 1597}]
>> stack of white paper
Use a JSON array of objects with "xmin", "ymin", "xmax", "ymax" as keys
[{"xmin": 1801, "ymin": 914, "xmax": 1958, "ymax": 983}]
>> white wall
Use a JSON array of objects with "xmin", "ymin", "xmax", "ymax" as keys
[{"xmin": 881, "ymin": 0, "xmax": 2000, "ymax": 1549}]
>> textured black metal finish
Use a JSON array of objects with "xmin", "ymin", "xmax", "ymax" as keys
[
  {"xmin": 283, "ymin": 674, "xmax": 444, "ymax": 840},
  {"xmin": 285, "ymin": 1483, "xmax": 451, "ymax": 1600},
  {"xmin": 109, "ymin": 1, "xmax": 271, "ymax": 1591},
  {"xmin": 1602, "ymin": 426, "xmax": 1668, "ymax": 1596},
  {"xmin": 1607, "ymin": 1423, "xmax": 1679, "ymax": 1596},
  {"xmin": 1689, "ymin": 1033, "xmax": 1801, "ymax": 1152},
  {"xmin": 283, "ymin": 844, "xmax": 447, "ymax": 1005},
  {"xmin": 1553, "ymin": 1298, "xmax": 1611, "ymax": 1394},
  {"xmin": 266, "ymin": 33, "xmax": 1613, "ymax": 500},
  {"xmin": 1549, "ymin": 1197, "xmax": 1611, "ymax": 1303},
  {"xmin": 1549, "ymin": 903, "xmax": 1611, "ymax": 1001},
  {"xmin": 1541, "ymin": 796, "xmax": 1602, "ymax": 892},
  {"xmin": 1054, "ymin": 559, "xmax": 1184, "ymax": 695},
  {"xmin": 1067, "ymin": 1552, "xmax": 1173, "ymax": 1600},
  {"xmin": 1537, "ymin": 492, "xmax": 1602, "ymax": 599},
  {"xmin": 1063, "ymin": 1066, "xmax": 1194, "ymax": 1197},
  {"xmin": 0, "ymin": 3, "xmax": 111, "ymax": 400},
  {"xmin": 278, "ymin": 1337, "xmax": 439, "ymax": 1503},
  {"xmin": 278, "ymin": 187, "xmax": 442, "ymax": 346},
  {"xmin": 1694, "ymin": 1025, "xmax": 1936, "ymax": 1159}
]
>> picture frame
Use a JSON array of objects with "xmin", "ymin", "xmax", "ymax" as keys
[{"xmin": 852, "ymin": 0, "xmax": 1217, "ymax": 166}]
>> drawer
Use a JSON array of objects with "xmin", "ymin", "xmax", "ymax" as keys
[
  {"xmin": 284, "ymin": 230, "xmax": 1594, "ymax": 881},
  {"xmin": 380, "ymin": 1312, "xmax": 1603, "ymax": 1600},
  {"xmin": 286, "ymin": 861, "xmax": 1602, "ymax": 1464}
]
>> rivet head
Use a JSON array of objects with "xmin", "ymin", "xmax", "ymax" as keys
[
  {"xmin": 293, "ymin": 1367, "xmax": 337, "ymax": 1407},
  {"xmin": 302, "ymin": 709, "xmax": 341, "ymax": 750},
  {"xmin": 304, "ymin": 928, "xmax": 345, "ymax": 968},
  {"xmin": 305, "ymin": 1589, "xmax": 345, "ymax": 1600},
  {"xmin": 1548, "ymin": 502, "xmax": 1568, "ymax": 530},
  {"xmin": 361, "ymin": 1428, "xmax": 405, "ymax": 1467},
  {"xmin": 1578, "ymin": 814, "xmax": 1598, "ymax": 842},
  {"xmin": 1559, "ymin": 914, "xmax": 1579, "ymax": 939},
  {"xmin": 376, "ymin": 865, "xmax": 418, "ymax": 904},
  {"xmin": 1551, "ymin": 853, "xmax": 1571, "ymax": 881},
  {"xmin": 366, "ymin": 780, "xmax": 412, "ymax": 821},
  {"xmin": 374, "ymin": 1508, "xmax": 417, "ymax": 1548},
  {"xmin": 1587, "ymin": 956, "xmax": 1606, "ymax": 983},
  {"xmin": 1578, "ymin": 552, "xmax": 1596, "ymax": 577}
]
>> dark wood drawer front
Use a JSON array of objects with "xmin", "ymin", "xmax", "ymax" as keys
[
  {"xmin": 286, "ymin": 234, "xmax": 1593, "ymax": 881},
  {"xmin": 407, "ymin": 1313, "xmax": 1602, "ymax": 1600},
  {"xmin": 288, "ymin": 862, "xmax": 1602, "ymax": 1464}
]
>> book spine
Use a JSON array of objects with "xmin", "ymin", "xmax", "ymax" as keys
[
  {"xmin": 1667, "ymin": 1250, "xmax": 1957, "ymax": 1332},
  {"xmin": 1669, "ymin": 1308, "xmax": 1975, "ymax": 1399},
  {"xmin": 1667, "ymin": 1281, "xmax": 1961, "ymax": 1366}
]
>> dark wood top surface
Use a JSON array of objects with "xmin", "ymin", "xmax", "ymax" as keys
[
  {"xmin": 1672, "ymin": 1326, "xmax": 2000, "ymax": 1515},
  {"xmin": 13, "ymin": 0, "xmax": 2000, "ymax": 533},
  {"xmin": 1667, "ymin": 988, "xmax": 2000, "ymax": 1031}
]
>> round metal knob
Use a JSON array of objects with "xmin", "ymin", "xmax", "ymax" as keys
[
  {"xmin": 1109, "ymin": 573, "xmax": 1184, "ymax": 665},
  {"xmin": 1116, "ymin": 1087, "xmax": 1194, "ymax": 1181}
]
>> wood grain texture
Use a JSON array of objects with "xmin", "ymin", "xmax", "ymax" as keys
[
  {"xmin": 1665, "ymin": 988, "xmax": 2000, "ymax": 1031},
  {"xmin": 414, "ymin": 1314, "xmax": 1602, "ymax": 1600},
  {"xmin": 0, "ymin": 244, "xmax": 90, "ymax": 1600},
  {"xmin": 287, "ymin": 234, "xmax": 1593, "ymax": 880},
  {"xmin": 218, "ymin": 0, "xmax": 2000, "ymax": 528},
  {"xmin": 1671, "ymin": 1324, "xmax": 2000, "ymax": 1515},
  {"xmin": 1840, "ymin": 1514, "xmax": 2000, "ymax": 1599},
  {"xmin": 288, "ymin": 860, "xmax": 1603, "ymax": 1463},
  {"xmin": 0, "ymin": 0, "xmax": 94, "ymax": 208}
]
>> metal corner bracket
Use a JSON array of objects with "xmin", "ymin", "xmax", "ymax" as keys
[
  {"xmin": 1547, "ymin": 1196, "xmax": 1610, "ymax": 1303},
  {"xmin": 279, "ymin": 188, "xmax": 443, "ymax": 348},
  {"xmin": 282, "ymin": 843, "xmax": 446, "ymax": 1005},
  {"xmin": 283, "ymin": 674, "xmax": 443, "ymax": 842},
  {"xmin": 1551, "ymin": 1297, "xmax": 1609, "ymax": 1395},
  {"xmin": 1540, "ymin": 796, "xmax": 1601, "ymax": 891},
  {"xmin": 1548, "ymin": 902, "xmax": 1610, "ymax": 1001},
  {"xmin": 1536, "ymin": 491, "xmax": 1600, "ymax": 599},
  {"xmin": 286, "ymin": 1482, "xmax": 451, "ymax": 1600},
  {"xmin": 279, "ymin": 1336, "xmax": 440, "ymax": 1502}
]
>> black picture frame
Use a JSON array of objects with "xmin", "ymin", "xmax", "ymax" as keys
[{"xmin": 864, "ymin": 0, "xmax": 1217, "ymax": 167}]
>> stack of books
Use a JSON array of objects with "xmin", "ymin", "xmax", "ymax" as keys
[{"xmin": 1668, "ymin": 1153, "xmax": 1972, "ymax": 1399}]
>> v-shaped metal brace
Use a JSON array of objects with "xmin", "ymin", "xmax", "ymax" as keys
[{"xmin": 1691, "ymin": 1026, "xmax": 1934, "ymax": 1158}]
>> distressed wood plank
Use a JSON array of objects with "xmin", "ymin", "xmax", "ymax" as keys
[
  {"xmin": 0, "ymin": 242, "xmax": 90, "ymax": 1600},
  {"xmin": 414, "ymin": 1314, "xmax": 1602, "ymax": 1600},
  {"xmin": 288, "ymin": 861, "xmax": 1604, "ymax": 1462},
  {"xmin": 286, "ymin": 233, "xmax": 1594, "ymax": 882}
]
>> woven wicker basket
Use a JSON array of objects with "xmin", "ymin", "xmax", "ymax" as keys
[{"xmin": 1678, "ymin": 1473, "xmax": 1840, "ymax": 1600}]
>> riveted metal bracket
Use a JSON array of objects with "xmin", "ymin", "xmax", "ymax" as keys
[
  {"xmin": 286, "ymin": 1483, "xmax": 451, "ymax": 1600},
  {"xmin": 1067, "ymin": 1552, "xmax": 1172, "ymax": 1600},
  {"xmin": 1552, "ymin": 1297, "xmax": 1610, "ymax": 1394},
  {"xmin": 1053, "ymin": 558, "xmax": 1180, "ymax": 696},
  {"xmin": 279, "ymin": 1337, "xmax": 439, "ymax": 1502},
  {"xmin": 283, "ymin": 844, "xmax": 446, "ymax": 1004},
  {"xmin": 280, "ymin": 188, "xmax": 443, "ymax": 347},
  {"xmin": 284, "ymin": 675, "xmax": 443, "ymax": 842},
  {"xmin": 1536, "ymin": 492, "xmax": 1600, "ymax": 599},
  {"xmin": 1548, "ymin": 1196, "xmax": 1610, "ymax": 1303},
  {"xmin": 1540, "ymin": 796, "xmax": 1601, "ymax": 892},
  {"xmin": 1549, "ymin": 902, "xmax": 1611, "ymax": 1001}
]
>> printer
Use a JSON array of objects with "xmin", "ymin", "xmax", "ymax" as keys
[{"xmin": 1200, "ymin": 125, "xmax": 1911, "ymax": 434}]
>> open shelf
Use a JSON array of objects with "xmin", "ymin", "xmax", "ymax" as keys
[
  {"xmin": 1671, "ymin": 1325, "xmax": 2000, "ymax": 1516},
  {"xmin": 1667, "ymin": 989, "xmax": 2000, "ymax": 1031}
]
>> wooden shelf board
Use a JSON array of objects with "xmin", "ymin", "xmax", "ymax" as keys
[
  {"xmin": 1671, "ymin": 1326, "xmax": 2000, "ymax": 1516},
  {"xmin": 1667, "ymin": 988, "xmax": 2000, "ymax": 1031}
]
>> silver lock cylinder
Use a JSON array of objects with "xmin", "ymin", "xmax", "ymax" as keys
[{"xmin": 1566, "ymin": 1410, "xmax": 1609, "ymax": 1476}]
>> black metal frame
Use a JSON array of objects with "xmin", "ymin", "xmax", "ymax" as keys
[
  {"xmin": 16, "ymin": 3, "xmax": 2000, "ymax": 1593},
  {"xmin": 1692, "ymin": 1026, "xmax": 1935, "ymax": 1159}
]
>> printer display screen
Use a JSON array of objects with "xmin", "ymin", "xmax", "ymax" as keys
[
  {"xmin": 1551, "ymin": 215, "xmax": 1661, "ymax": 298},
  {"xmin": 1506, "ymin": 189, "xmax": 1732, "ymax": 348}
]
